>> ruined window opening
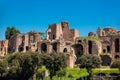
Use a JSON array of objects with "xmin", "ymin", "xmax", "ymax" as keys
[
  {"xmin": 78, "ymin": 51, "xmax": 82, "ymax": 56},
  {"xmin": 19, "ymin": 47, "xmax": 23, "ymax": 52},
  {"xmin": 101, "ymin": 55, "xmax": 112, "ymax": 66},
  {"xmin": 53, "ymin": 35, "xmax": 55, "ymax": 39},
  {"xmin": 0, "ymin": 48, "xmax": 2, "ymax": 51},
  {"xmin": 41, "ymin": 43, "xmax": 47, "ymax": 53},
  {"xmin": 30, "ymin": 36, "xmax": 34, "ymax": 43},
  {"xmin": 115, "ymin": 38, "xmax": 119, "ymax": 52},
  {"xmin": 115, "ymin": 55, "xmax": 119, "ymax": 59},
  {"xmin": 59, "ymin": 34, "xmax": 62, "ymax": 40},
  {"xmin": 75, "ymin": 44, "xmax": 83, "ymax": 57},
  {"xmin": 74, "ymin": 44, "xmax": 83, "ymax": 64},
  {"xmin": 33, "ymin": 44, "xmax": 35, "ymax": 47},
  {"xmin": 78, "ymin": 40, "xmax": 82, "ymax": 43},
  {"xmin": 26, "ymin": 46, "xmax": 29, "ymax": 51},
  {"xmin": 103, "ymin": 49, "xmax": 106, "ymax": 53},
  {"xmin": 88, "ymin": 41, "xmax": 92, "ymax": 54},
  {"xmin": 52, "ymin": 42, "xmax": 57, "ymax": 52},
  {"xmin": 107, "ymin": 46, "xmax": 110, "ymax": 53},
  {"xmin": 63, "ymin": 48, "xmax": 67, "ymax": 52}
]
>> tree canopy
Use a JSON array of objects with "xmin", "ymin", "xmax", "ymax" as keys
[
  {"xmin": 42, "ymin": 53, "xmax": 67, "ymax": 80},
  {"xmin": 78, "ymin": 54, "xmax": 102, "ymax": 80},
  {"xmin": 6, "ymin": 52, "xmax": 42, "ymax": 80},
  {"xmin": 5, "ymin": 27, "xmax": 21, "ymax": 40}
]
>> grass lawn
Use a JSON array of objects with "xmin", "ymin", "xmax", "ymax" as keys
[{"xmin": 37, "ymin": 67, "xmax": 120, "ymax": 80}]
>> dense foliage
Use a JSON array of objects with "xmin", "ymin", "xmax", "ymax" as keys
[
  {"xmin": 6, "ymin": 52, "xmax": 42, "ymax": 80},
  {"xmin": 0, "ymin": 52, "xmax": 67, "ymax": 80},
  {"xmin": 5, "ymin": 27, "xmax": 21, "ymax": 40},
  {"xmin": 78, "ymin": 54, "xmax": 102, "ymax": 79},
  {"xmin": 111, "ymin": 59, "xmax": 120, "ymax": 71},
  {"xmin": 42, "ymin": 53, "xmax": 67, "ymax": 80}
]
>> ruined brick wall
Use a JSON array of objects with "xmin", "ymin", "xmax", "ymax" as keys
[
  {"xmin": 103, "ymin": 28, "xmax": 117, "ymax": 35},
  {"xmin": 70, "ymin": 29, "xmax": 79, "ymax": 40},
  {"xmin": 88, "ymin": 32, "xmax": 95, "ymax": 37},
  {"xmin": 61, "ymin": 22, "xmax": 74, "ymax": 41},
  {"xmin": 8, "ymin": 31, "xmax": 41, "ymax": 53},
  {"xmin": 46, "ymin": 24, "xmax": 57, "ymax": 40},
  {"xmin": 8, "ymin": 34, "xmax": 23, "ymax": 53},
  {"xmin": 0, "ymin": 40, "xmax": 8, "ymax": 56},
  {"xmin": 46, "ymin": 21, "xmax": 79, "ymax": 41}
]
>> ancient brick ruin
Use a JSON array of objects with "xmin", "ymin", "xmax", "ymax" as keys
[{"xmin": 0, "ymin": 21, "xmax": 120, "ymax": 68}]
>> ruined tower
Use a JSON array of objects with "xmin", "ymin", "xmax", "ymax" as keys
[{"xmin": 97, "ymin": 27, "xmax": 102, "ymax": 37}]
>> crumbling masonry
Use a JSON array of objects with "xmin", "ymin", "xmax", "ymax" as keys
[{"xmin": 0, "ymin": 21, "xmax": 120, "ymax": 68}]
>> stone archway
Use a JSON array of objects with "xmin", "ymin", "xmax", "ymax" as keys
[
  {"xmin": 107, "ymin": 46, "xmax": 110, "ymax": 53},
  {"xmin": 74, "ymin": 44, "xmax": 83, "ymax": 64},
  {"xmin": 63, "ymin": 48, "xmax": 67, "ymax": 52},
  {"xmin": 114, "ymin": 38, "xmax": 119, "ymax": 52},
  {"xmin": 114, "ymin": 55, "xmax": 120, "ymax": 59},
  {"xmin": 100, "ymin": 55, "xmax": 112, "ymax": 66},
  {"xmin": 88, "ymin": 41, "xmax": 92, "ymax": 54},
  {"xmin": 52, "ymin": 42, "xmax": 57, "ymax": 52},
  {"xmin": 41, "ymin": 43, "xmax": 47, "ymax": 53},
  {"xmin": 19, "ymin": 46, "xmax": 23, "ymax": 52}
]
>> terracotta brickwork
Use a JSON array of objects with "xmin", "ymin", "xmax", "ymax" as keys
[
  {"xmin": 46, "ymin": 21, "xmax": 79, "ymax": 41},
  {"xmin": 0, "ymin": 40, "xmax": 8, "ymax": 57},
  {"xmin": 0, "ymin": 21, "xmax": 120, "ymax": 68}
]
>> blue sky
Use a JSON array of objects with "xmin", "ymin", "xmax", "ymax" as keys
[{"xmin": 0, "ymin": 0, "xmax": 120, "ymax": 40}]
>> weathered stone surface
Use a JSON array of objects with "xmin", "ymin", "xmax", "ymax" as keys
[{"xmin": 1, "ymin": 22, "xmax": 120, "ymax": 68}]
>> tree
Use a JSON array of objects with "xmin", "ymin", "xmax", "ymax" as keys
[
  {"xmin": 111, "ymin": 59, "xmax": 120, "ymax": 71},
  {"xmin": 42, "ymin": 53, "xmax": 67, "ymax": 80},
  {"xmin": 78, "ymin": 54, "xmax": 101, "ymax": 80},
  {"xmin": 5, "ymin": 26, "xmax": 21, "ymax": 40},
  {"xmin": 0, "ymin": 59, "xmax": 8, "ymax": 78},
  {"xmin": 6, "ymin": 52, "xmax": 42, "ymax": 80},
  {"xmin": 57, "ymin": 69, "xmax": 66, "ymax": 80}
]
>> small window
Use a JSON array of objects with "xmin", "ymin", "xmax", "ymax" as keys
[
  {"xmin": 63, "ymin": 48, "xmax": 67, "ymax": 52},
  {"xmin": 53, "ymin": 35, "xmax": 55, "ymax": 39},
  {"xmin": 78, "ymin": 40, "xmax": 82, "ymax": 43},
  {"xmin": 107, "ymin": 46, "xmax": 110, "ymax": 53},
  {"xmin": 103, "ymin": 49, "xmax": 106, "ymax": 53}
]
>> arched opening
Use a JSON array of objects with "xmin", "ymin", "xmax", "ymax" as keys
[
  {"xmin": 26, "ymin": 46, "xmax": 29, "ymax": 51},
  {"xmin": 107, "ymin": 46, "xmax": 110, "ymax": 53},
  {"xmin": 74, "ymin": 44, "xmax": 83, "ymax": 64},
  {"xmin": 63, "ymin": 48, "xmax": 67, "ymax": 52},
  {"xmin": 115, "ymin": 38, "xmax": 119, "ymax": 52},
  {"xmin": 30, "ymin": 35, "xmax": 34, "ymax": 43},
  {"xmin": 41, "ymin": 43, "xmax": 47, "ymax": 53},
  {"xmin": 103, "ymin": 49, "xmax": 106, "ymax": 53},
  {"xmin": 53, "ymin": 35, "xmax": 55, "ymax": 39},
  {"xmin": 19, "ymin": 46, "xmax": 23, "ymax": 52},
  {"xmin": 52, "ymin": 42, "xmax": 57, "ymax": 52},
  {"xmin": 78, "ymin": 40, "xmax": 82, "ymax": 43},
  {"xmin": 100, "ymin": 55, "xmax": 112, "ymax": 66},
  {"xmin": 114, "ymin": 55, "xmax": 120, "ymax": 59},
  {"xmin": 88, "ymin": 41, "xmax": 92, "ymax": 54}
]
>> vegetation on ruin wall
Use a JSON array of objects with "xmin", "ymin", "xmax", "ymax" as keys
[
  {"xmin": 76, "ymin": 36, "xmax": 101, "ymax": 41},
  {"xmin": 100, "ymin": 52, "xmax": 110, "ymax": 55}
]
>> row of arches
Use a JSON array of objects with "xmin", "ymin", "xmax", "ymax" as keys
[{"xmin": 40, "ymin": 43, "xmax": 68, "ymax": 53}]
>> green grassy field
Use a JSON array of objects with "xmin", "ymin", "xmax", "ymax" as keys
[{"xmin": 37, "ymin": 67, "xmax": 120, "ymax": 80}]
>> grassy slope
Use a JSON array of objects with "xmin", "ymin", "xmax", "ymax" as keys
[{"xmin": 41, "ymin": 67, "xmax": 119, "ymax": 80}]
